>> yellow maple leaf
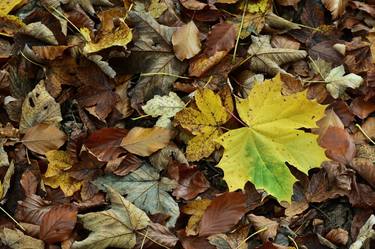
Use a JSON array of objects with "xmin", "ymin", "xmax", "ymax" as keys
[
  {"xmin": 217, "ymin": 74, "xmax": 327, "ymax": 202},
  {"xmin": 44, "ymin": 150, "xmax": 82, "ymax": 197},
  {"xmin": 82, "ymin": 21, "xmax": 132, "ymax": 54},
  {"xmin": 0, "ymin": 0, "xmax": 23, "ymax": 16},
  {"xmin": 175, "ymin": 87, "xmax": 233, "ymax": 161}
]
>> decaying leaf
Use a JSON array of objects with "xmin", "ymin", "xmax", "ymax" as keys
[
  {"xmin": 142, "ymin": 92, "xmax": 185, "ymax": 128},
  {"xmin": 172, "ymin": 21, "xmax": 201, "ymax": 61},
  {"xmin": 72, "ymin": 187, "xmax": 150, "ymax": 249},
  {"xmin": 22, "ymin": 124, "xmax": 66, "ymax": 155},
  {"xmin": 121, "ymin": 126, "xmax": 173, "ymax": 157},
  {"xmin": 43, "ymin": 150, "xmax": 83, "ymax": 197},
  {"xmin": 217, "ymin": 75, "xmax": 327, "ymax": 202},
  {"xmin": 94, "ymin": 163, "xmax": 179, "ymax": 227},
  {"xmin": 324, "ymin": 65, "xmax": 363, "ymax": 99},
  {"xmin": 20, "ymin": 22, "xmax": 58, "ymax": 45},
  {"xmin": 175, "ymin": 87, "xmax": 233, "ymax": 161},
  {"xmin": 0, "ymin": 228, "xmax": 44, "ymax": 249},
  {"xmin": 19, "ymin": 81, "xmax": 62, "ymax": 133},
  {"xmin": 248, "ymin": 214, "xmax": 279, "ymax": 242},
  {"xmin": 247, "ymin": 35, "xmax": 307, "ymax": 75},
  {"xmin": 322, "ymin": 0, "xmax": 348, "ymax": 19},
  {"xmin": 182, "ymin": 199, "xmax": 212, "ymax": 236}
]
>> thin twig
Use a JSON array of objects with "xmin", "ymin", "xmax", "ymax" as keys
[
  {"xmin": 232, "ymin": 0, "xmax": 248, "ymax": 64},
  {"xmin": 356, "ymin": 124, "xmax": 375, "ymax": 145},
  {"xmin": 0, "ymin": 206, "xmax": 25, "ymax": 231},
  {"xmin": 235, "ymin": 227, "xmax": 268, "ymax": 249}
]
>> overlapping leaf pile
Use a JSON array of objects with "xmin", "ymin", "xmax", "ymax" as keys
[{"xmin": 0, "ymin": 0, "xmax": 375, "ymax": 248}]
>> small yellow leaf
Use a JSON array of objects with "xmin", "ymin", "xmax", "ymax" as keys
[
  {"xmin": 44, "ymin": 150, "xmax": 82, "ymax": 197},
  {"xmin": 175, "ymin": 87, "xmax": 233, "ymax": 161},
  {"xmin": 0, "ymin": 15, "xmax": 25, "ymax": 37},
  {"xmin": 83, "ymin": 21, "xmax": 132, "ymax": 54}
]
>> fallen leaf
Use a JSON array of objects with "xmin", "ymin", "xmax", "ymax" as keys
[
  {"xmin": 84, "ymin": 128, "xmax": 127, "ymax": 162},
  {"xmin": 121, "ymin": 126, "xmax": 173, "ymax": 157},
  {"xmin": 16, "ymin": 194, "xmax": 53, "ymax": 225},
  {"xmin": 350, "ymin": 214, "xmax": 375, "ymax": 249},
  {"xmin": 150, "ymin": 144, "xmax": 188, "ymax": 170},
  {"xmin": 0, "ymin": 228, "xmax": 44, "ymax": 249},
  {"xmin": 322, "ymin": 0, "xmax": 348, "ymax": 19},
  {"xmin": 142, "ymin": 92, "xmax": 185, "ymax": 128},
  {"xmin": 126, "ymin": 11, "xmax": 186, "ymax": 107},
  {"xmin": 168, "ymin": 162, "xmax": 210, "ymax": 200},
  {"xmin": 19, "ymin": 81, "xmax": 62, "ymax": 133},
  {"xmin": 179, "ymin": 0, "xmax": 207, "ymax": 10},
  {"xmin": 174, "ymin": 87, "xmax": 233, "ymax": 161},
  {"xmin": 93, "ymin": 163, "xmax": 179, "ymax": 227},
  {"xmin": 39, "ymin": 205, "xmax": 77, "ymax": 244},
  {"xmin": 324, "ymin": 65, "xmax": 363, "ymax": 99},
  {"xmin": 248, "ymin": 214, "xmax": 279, "ymax": 242},
  {"xmin": 217, "ymin": 74, "xmax": 327, "ymax": 202},
  {"xmin": 354, "ymin": 117, "xmax": 375, "ymax": 143},
  {"xmin": 146, "ymin": 222, "xmax": 179, "ymax": 248},
  {"xmin": 182, "ymin": 199, "xmax": 212, "ymax": 236},
  {"xmin": 20, "ymin": 22, "xmax": 58, "ymax": 45},
  {"xmin": 72, "ymin": 187, "xmax": 150, "ymax": 249},
  {"xmin": 204, "ymin": 22, "xmax": 237, "ymax": 57},
  {"xmin": 326, "ymin": 228, "xmax": 348, "ymax": 246},
  {"xmin": 208, "ymin": 226, "xmax": 249, "ymax": 249},
  {"xmin": 247, "ymin": 35, "xmax": 307, "ymax": 75},
  {"xmin": 199, "ymin": 192, "xmax": 247, "ymax": 237},
  {"xmin": 0, "ymin": 0, "xmax": 23, "ymax": 16},
  {"xmin": 32, "ymin": 45, "xmax": 72, "ymax": 61},
  {"xmin": 172, "ymin": 21, "xmax": 201, "ymax": 61},
  {"xmin": 82, "ymin": 20, "xmax": 132, "ymax": 54},
  {"xmin": 350, "ymin": 97, "xmax": 375, "ymax": 119},
  {"xmin": 43, "ymin": 150, "xmax": 83, "ymax": 197},
  {"xmin": 22, "ymin": 124, "xmax": 66, "ymax": 155}
]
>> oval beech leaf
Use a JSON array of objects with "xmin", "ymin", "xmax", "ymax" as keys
[
  {"xmin": 40, "ymin": 205, "xmax": 77, "ymax": 244},
  {"xmin": 22, "ymin": 124, "xmax": 66, "ymax": 155},
  {"xmin": 199, "ymin": 192, "xmax": 246, "ymax": 237},
  {"xmin": 121, "ymin": 127, "xmax": 172, "ymax": 156}
]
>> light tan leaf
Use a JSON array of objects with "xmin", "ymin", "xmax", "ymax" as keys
[
  {"xmin": 72, "ymin": 187, "xmax": 150, "ymax": 249},
  {"xmin": 22, "ymin": 124, "xmax": 66, "ymax": 155},
  {"xmin": 121, "ymin": 127, "xmax": 173, "ymax": 156},
  {"xmin": 179, "ymin": 0, "xmax": 207, "ymax": 10},
  {"xmin": 247, "ymin": 35, "xmax": 307, "ymax": 75},
  {"xmin": 172, "ymin": 21, "xmax": 201, "ymax": 61},
  {"xmin": 322, "ymin": 0, "xmax": 348, "ymax": 19},
  {"xmin": 0, "ymin": 228, "xmax": 44, "ymax": 249},
  {"xmin": 19, "ymin": 81, "xmax": 62, "ymax": 133}
]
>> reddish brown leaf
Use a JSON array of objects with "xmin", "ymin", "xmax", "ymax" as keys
[
  {"xmin": 204, "ymin": 22, "xmax": 237, "ymax": 57},
  {"xmin": 319, "ymin": 126, "xmax": 355, "ymax": 164},
  {"xmin": 325, "ymin": 228, "xmax": 348, "ymax": 246},
  {"xmin": 199, "ymin": 192, "xmax": 246, "ymax": 237},
  {"xmin": 350, "ymin": 97, "xmax": 375, "ymax": 119},
  {"xmin": 105, "ymin": 154, "xmax": 143, "ymax": 176},
  {"xmin": 39, "ymin": 205, "xmax": 77, "ymax": 244},
  {"xmin": 16, "ymin": 194, "xmax": 53, "ymax": 225},
  {"xmin": 20, "ymin": 170, "xmax": 38, "ymax": 196},
  {"xmin": 147, "ymin": 222, "xmax": 179, "ymax": 248},
  {"xmin": 248, "ymin": 214, "xmax": 279, "ymax": 242},
  {"xmin": 32, "ymin": 45, "xmax": 72, "ymax": 61},
  {"xmin": 169, "ymin": 163, "xmax": 210, "ymax": 200},
  {"xmin": 84, "ymin": 128, "xmax": 127, "ymax": 162}
]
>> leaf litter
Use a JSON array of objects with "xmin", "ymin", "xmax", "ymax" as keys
[{"xmin": 0, "ymin": 0, "xmax": 374, "ymax": 249}]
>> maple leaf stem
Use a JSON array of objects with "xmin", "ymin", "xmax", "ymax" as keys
[
  {"xmin": 131, "ymin": 114, "xmax": 151, "ymax": 121},
  {"xmin": 226, "ymin": 108, "xmax": 248, "ymax": 127},
  {"xmin": 0, "ymin": 206, "xmax": 25, "ymax": 232},
  {"xmin": 308, "ymin": 56, "xmax": 325, "ymax": 80},
  {"xmin": 235, "ymin": 227, "xmax": 268, "ymax": 249},
  {"xmin": 140, "ymin": 72, "xmax": 191, "ymax": 79},
  {"xmin": 232, "ymin": 0, "xmax": 248, "ymax": 64},
  {"xmin": 355, "ymin": 124, "xmax": 375, "ymax": 145},
  {"xmin": 19, "ymin": 51, "xmax": 44, "ymax": 68}
]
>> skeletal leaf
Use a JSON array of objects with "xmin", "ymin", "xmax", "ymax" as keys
[
  {"xmin": 324, "ymin": 65, "xmax": 363, "ymax": 99},
  {"xmin": 19, "ymin": 81, "xmax": 62, "ymax": 133},
  {"xmin": 94, "ymin": 163, "xmax": 179, "ymax": 227},
  {"xmin": 217, "ymin": 75, "xmax": 327, "ymax": 202},
  {"xmin": 72, "ymin": 187, "xmax": 150, "ymax": 249},
  {"xmin": 247, "ymin": 35, "xmax": 307, "ymax": 75},
  {"xmin": 172, "ymin": 21, "xmax": 201, "ymax": 61},
  {"xmin": 142, "ymin": 92, "xmax": 185, "ymax": 128}
]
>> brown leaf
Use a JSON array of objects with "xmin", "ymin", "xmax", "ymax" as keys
[
  {"xmin": 275, "ymin": 0, "xmax": 300, "ymax": 6},
  {"xmin": 189, "ymin": 50, "xmax": 227, "ymax": 77},
  {"xmin": 319, "ymin": 126, "xmax": 355, "ymax": 164},
  {"xmin": 248, "ymin": 214, "xmax": 278, "ymax": 242},
  {"xmin": 16, "ymin": 194, "xmax": 53, "ymax": 225},
  {"xmin": 105, "ymin": 154, "xmax": 143, "ymax": 176},
  {"xmin": 199, "ymin": 192, "xmax": 246, "ymax": 237},
  {"xmin": 32, "ymin": 45, "xmax": 72, "ymax": 61},
  {"xmin": 325, "ymin": 228, "xmax": 348, "ymax": 245},
  {"xmin": 350, "ymin": 97, "xmax": 375, "ymax": 119},
  {"xmin": 121, "ymin": 127, "xmax": 173, "ymax": 157},
  {"xmin": 321, "ymin": 0, "xmax": 348, "ymax": 19},
  {"xmin": 351, "ymin": 158, "xmax": 375, "ymax": 188},
  {"xmin": 84, "ymin": 128, "xmax": 127, "ymax": 162},
  {"xmin": 20, "ymin": 170, "xmax": 38, "ymax": 196},
  {"xmin": 147, "ymin": 222, "xmax": 178, "ymax": 247},
  {"xmin": 178, "ymin": 230, "xmax": 216, "ymax": 249},
  {"xmin": 39, "ymin": 205, "xmax": 77, "ymax": 244},
  {"xmin": 169, "ymin": 162, "xmax": 210, "ymax": 200},
  {"xmin": 172, "ymin": 21, "xmax": 201, "ymax": 61},
  {"xmin": 205, "ymin": 22, "xmax": 237, "ymax": 57},
  {"xmin": 22, "ymin": 124, "xmax": 66, "ymax": 155},
  {"xmin": 354, "ymin": 117, "xmax": 375, "ymax": 143},
  {"xmin": 179, "ymin": 0, "xmax": 207, "ymax": 10}
]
